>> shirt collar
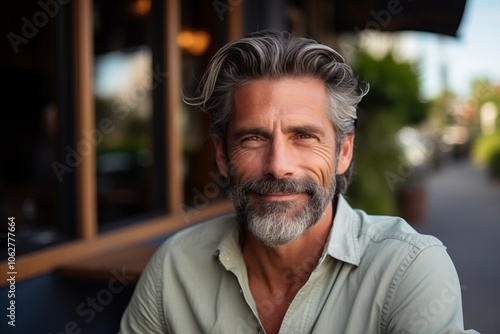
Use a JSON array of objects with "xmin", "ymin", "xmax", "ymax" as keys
[{"xmin": 325, "ymin": 195, "xmax": 361, "ymax": 266}]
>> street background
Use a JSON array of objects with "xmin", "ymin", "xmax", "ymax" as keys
[{"xmin": 415, "ymin": 158, "xmax": 500, "ymax": 333}]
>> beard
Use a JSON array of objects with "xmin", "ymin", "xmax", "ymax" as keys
[{"xmin": 226, "ymin": 173, "xmax": 336, "ymax": 248}]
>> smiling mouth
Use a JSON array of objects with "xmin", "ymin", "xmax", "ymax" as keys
[{"xmin": 255, "ymin": 192, "xmax": 303, "ymax": 201}]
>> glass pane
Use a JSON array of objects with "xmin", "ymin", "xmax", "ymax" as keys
[
  {"xmin": 180, "ymin": 0, "xmax": 230, "ymax": 206},
  {"xmin": 93, "ymin": 0, "xmax": 158, "ymax": 227},
  {"xmin": 1, "ymin": 2, "xmax": 72, "ymax": 256}
]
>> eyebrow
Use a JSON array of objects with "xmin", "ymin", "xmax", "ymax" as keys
[
  {"xmin": 232, "ymin": 128, "xmax": 271, "ymax": 141},
  {"xmin": 232, "ymin": 124, "xmax": 327, "ymax": 140},
  {"xmin": 284, "ymin": 125, "xmax": 326, "ymax": 138}
]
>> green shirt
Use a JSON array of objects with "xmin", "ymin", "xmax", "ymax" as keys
[{"xmin": 119, "ymin": 195, "xmax": 479, "ymax": 333}]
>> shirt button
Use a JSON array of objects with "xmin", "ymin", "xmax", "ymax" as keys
[{"xmin": 239, "ymin": 289, "xmax": 243, "ymax": 294}]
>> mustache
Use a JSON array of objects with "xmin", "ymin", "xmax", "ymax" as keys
[{"xmin": 237, "ymin": 178, "xmax": 320, "ymax": 196}]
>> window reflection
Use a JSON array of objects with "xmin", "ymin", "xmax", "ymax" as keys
[
  {"xmin": 94, "ymin": 47, "xmax": 156, "ymax": 225},
  {"xmin": 180, "ymin": 0, "xmax": 230, "ymax": 206},
  {"xmin": 93, "ymin": 0, "xmax": 158, "ymax": 227}
]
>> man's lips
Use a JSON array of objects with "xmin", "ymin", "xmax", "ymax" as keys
[{"xmin": 253, "ymin": 192, "xmax": 303, "ymax": 201}]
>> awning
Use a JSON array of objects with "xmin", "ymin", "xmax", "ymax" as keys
[{"xmin": 333, "ymin": 0, "xmax": 467, "ymax": 37}]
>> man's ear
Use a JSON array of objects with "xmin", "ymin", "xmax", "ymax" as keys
[
  {"xmin": 213, "ymin": 137, "xmax": 228, "ymax": 177},
  {"xmin": 336, "ymin": 133, "xmax": 354, "ymax": 175}
]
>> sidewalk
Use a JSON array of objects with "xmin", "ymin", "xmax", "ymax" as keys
[{"xmin": 414, "ymin": 159, "xmax": 500, "ymax": 333}]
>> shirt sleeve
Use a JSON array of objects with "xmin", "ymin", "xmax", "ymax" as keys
[
  {"xmin": 119, "ymin": 246, "xmax": 169, "ymax": 334},
  {"xmin": 383, "ymin": 244, "xmax": 480, "ymax": 334}
]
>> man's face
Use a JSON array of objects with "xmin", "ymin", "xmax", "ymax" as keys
[{"xmin": 214, "ymin": 77, "xmax": 354, "ymax": 247}]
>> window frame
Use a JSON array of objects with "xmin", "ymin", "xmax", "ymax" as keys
[{"xmin": 1, "ymin": 0, "xmax": 233, "ymax": 287}]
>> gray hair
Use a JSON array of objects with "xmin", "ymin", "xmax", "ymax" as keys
[{"xmin": 183, "ymin": 30, "xmax": 368, "ymax": 195}]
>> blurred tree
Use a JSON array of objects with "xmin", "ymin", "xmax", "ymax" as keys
[
  {"xmin": 471, "ymin": 78, "xmax": 500, "ymax": 108},
  {"xmin": 427, "ymin": 90, "xmax": 456, "ymax": 130},
  {"xmin": 354, "ymin": 50, "xmax": 427, "ymax": 125},
  {"xmin": 470, "ymin": 79, "xmax": 500, "ymax": 179},
  {"xmin": 346, "ymin": 49, "xmax": 428, "ymax": 217}
]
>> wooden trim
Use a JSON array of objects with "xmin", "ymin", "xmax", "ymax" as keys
[
  {"xmin": 228, "ymin": 0, "xmax": 243, "ymax": 40},
  {"xmin": 0, "ymin": 200, "xmax": 234, "ymax": 287},
  {"xmin": 165, "ymin": 0, "xmax": 183, "ymax": 212},
  {"xmin": 57, "ymin": 245, "xmax": 158, "ymax": 283},
  {"xmin": 74, "ymin": 0, "xmax": 97, "ymax": 240}
]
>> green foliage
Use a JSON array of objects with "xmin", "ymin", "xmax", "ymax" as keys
[
  {"xmin": 426, "ymin": 90, "xmax": 456, "ymax": 129},
  {"xmin": 355, "ymin": 51, "xmax": 428, "ymax": 125},
  {"xmin": 468, "ymin": 79, "xmax": 500, "ymax": 179},
  {"xmin": 347, "ymin": 112, "xmax": 402, "ymax": 215},
  {"xmin": 471, "ymin": 79, "xmax": 500, "ymax": 106},
  {"xmin": 472, "ymin": 132, "xmax": 500, "ymax": 177},
  {"xmin": 489, "ymin": 150, "xmax": 500, "ymax": 179},
  {"xmin": 346, "ymin": 49, "xmax": 427, "ymax": 215}
]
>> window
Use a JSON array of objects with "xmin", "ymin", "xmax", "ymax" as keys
[
  {"xmin": 1, "ymin": 1, "xmax": 76, "ymax": 257},
  {"xmin": 180, "ymin": 0, "xmax": 233, "ymax": 206},
  {"xmin": 93, "ymin": 0, "xmax": 166, "ymax": 229},
  {"xmin": 0, "ymin": 0, "xmax": 238, "ymax": 284}
]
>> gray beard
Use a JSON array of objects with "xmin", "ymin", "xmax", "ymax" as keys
[{"xmin": 226, "ymin": 175, "xmax": 336, "ymax": 248}]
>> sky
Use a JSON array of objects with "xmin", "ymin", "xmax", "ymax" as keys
[{"xmin": 403, "ymin": 0, "xmax": 500, "ymax": 99}]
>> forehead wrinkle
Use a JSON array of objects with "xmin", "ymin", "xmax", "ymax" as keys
[
  {"xmin": 231, "ymin": 108, "xmax": 333, "ymax": 139},
  {"xmin": 230, "ymin": 78, "xmax": 333, "ymax": 136}
]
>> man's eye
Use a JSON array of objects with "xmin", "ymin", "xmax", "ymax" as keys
[
  {"xmin": 240, "ymin": 135, "xmax": 267, "ymax": 148},
  {"xmin": 297, "ymin": 134, "xmax": 314, "ymax": 140},
  {"xmin": 242, "ymin": 136, "xmax": 263, "ymax": 143}
]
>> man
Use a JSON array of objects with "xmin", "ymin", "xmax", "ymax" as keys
[{"xmin": 119, "ymin": 31, "xmax": 478, "ymax": 334}]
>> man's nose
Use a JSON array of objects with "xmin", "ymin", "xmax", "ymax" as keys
[{"xmin": 262, "ymin": 137, "xmax": 296, "ymax": 179}]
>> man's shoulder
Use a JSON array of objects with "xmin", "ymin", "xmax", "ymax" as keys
[
  {"xmin": 158, "ymin": 213, "xmax": 238, "ymax": 253},
  {"xmin": 355, "ymin": 209, "xmax": 443, "ymax": 251},
  {"xmin": 352, "ymin": 210, "xmax": 451, "ymax": 287},
  {"xmin": 336, "ymin": 195, "xmax": 443, "ymax": 253},
  {"xmin": 328, "ymin": 196, "xmax": 443, "ymax": 266}
]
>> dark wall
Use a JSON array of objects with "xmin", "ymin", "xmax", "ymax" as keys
[{"xmin": 1, "ymin": 273, "xmax": 135, "ymax": 334}]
